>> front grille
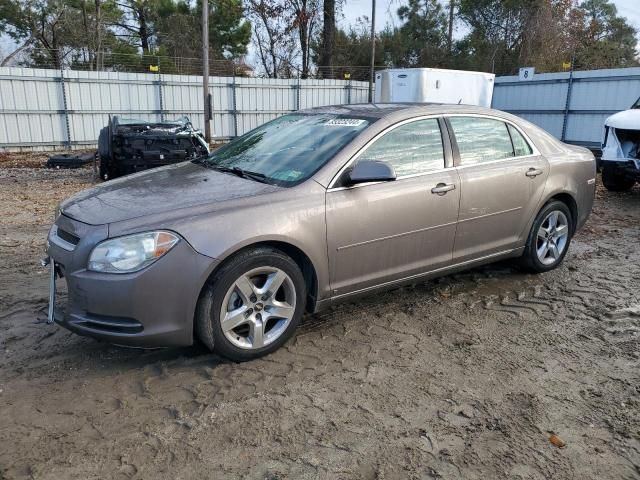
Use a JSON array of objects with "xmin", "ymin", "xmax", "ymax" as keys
[{"xmin": 56, "ymin": 228, "xmax": 80, "ymax": 246}]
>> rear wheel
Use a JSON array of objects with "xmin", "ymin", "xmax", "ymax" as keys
[
  {"xmin": 521, "ymin": 201, "xmax": 572, "ymax": 273},
  {"xmin": 602, "ymin": 164, "xmax": 635, "ymax": 192},
  {"xmin": 196, "ymin": 247, "xmax": 306, "ymax": 361}
]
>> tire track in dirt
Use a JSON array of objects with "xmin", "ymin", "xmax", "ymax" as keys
[{"xmin": 1, "ymin": 174, "xmax": 639, "ymax": 479}]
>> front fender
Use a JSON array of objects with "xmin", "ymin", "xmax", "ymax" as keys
[{"xmin": 161, "ymin": 183, "xmax": 329, "ymax": 301}]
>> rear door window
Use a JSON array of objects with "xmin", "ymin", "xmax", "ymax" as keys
[{"xmin": 448, "ymin": 117, "xmax": 515, "ymax": 166}]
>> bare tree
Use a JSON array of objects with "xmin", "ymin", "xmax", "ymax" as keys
[
  {"xmin": 287, "ymin": 0, "xmax": 320, "ymax": 77},
  {"xmin": 247, "ymin": 0, "xmax": 296, "ymax": 77},
  {"xmin": 110, "ymin": 0, "xmax": 155, "ymax": 52}
]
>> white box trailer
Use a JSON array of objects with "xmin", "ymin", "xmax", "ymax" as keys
[{"xmin": 374, "ymin": 68, "xmax": 495, "ymax": 107}]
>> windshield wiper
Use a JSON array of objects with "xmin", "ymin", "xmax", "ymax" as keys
[{"xmin": 210, "ymin": 165, "xmax": 270, "ymax": 184}]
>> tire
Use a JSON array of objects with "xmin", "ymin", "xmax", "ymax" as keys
[
  {"xmin": 97, "ymin": 126, "xmax": 111, "ymax": 180},
  {"xmin": 46, "ymin": 153, "xmax": 94, "ymax": 169},
  {"xmin": 195, "ymin": 247, "xmax": 306, "ymax": 361},
  {"xmin": 602, "ymin": 165, "xmax": 635, "ymax": 192},
  {"xmin": 521, "ymin": 201, "xmax": 573, "ymax": 273}
]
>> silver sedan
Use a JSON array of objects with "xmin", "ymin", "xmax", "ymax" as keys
[{"xmin": 46, "ymin": 104, "xmax": 596, "ymax": 360}]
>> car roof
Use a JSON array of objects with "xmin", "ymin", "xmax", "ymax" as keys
[{"xmin": 301, "ymin": 103, "xmax": 502, "ymax": 120}]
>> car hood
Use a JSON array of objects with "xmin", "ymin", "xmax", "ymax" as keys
[
  {"xmin": 604, "ymin": 109, "xmax": 640, "ymax": 129},
  {"xmin": 60, "ymin": 162, "xmax": 282, "ymax": 225}
]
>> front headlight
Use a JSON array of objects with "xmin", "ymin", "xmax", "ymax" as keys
[{"xmin": 88, "ymin": 231, "xmax": 179, "ymax": 273}]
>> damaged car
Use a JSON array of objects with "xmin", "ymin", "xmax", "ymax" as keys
[
  {"xmin": 46, "ymin": 104, "xmax": 596, "ymax": 361},
  {"xmin": 601, "ymin": 96, "xmax": 640, "ymax": 191},
  {"xmin": 97, "ymin": 116, "xmax": 209, "ymax": 180}
]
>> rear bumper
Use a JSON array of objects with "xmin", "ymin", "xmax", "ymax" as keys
[{"xmin": 47, "ymin": 215, "xmax": 217, "ymax": 348}]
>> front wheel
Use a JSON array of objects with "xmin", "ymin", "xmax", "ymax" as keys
[
  {"xmin": 521, "ymin": 201, "xmax": 573, "ymax": 273},
  {"xmin": 195, "ymin": 247, "xmax": 306, "ymax": 361}
]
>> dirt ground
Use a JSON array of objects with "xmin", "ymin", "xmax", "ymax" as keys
[{"xmin": 0, "ymin": 156, "xmax": 639, "ymax": 480}]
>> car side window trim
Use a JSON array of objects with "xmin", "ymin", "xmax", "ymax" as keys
[
  {"xmin": 328, "ymin": 115, "xmax": 453, "ymax": 191},
  {"xmin": 444, "ymin": 114, "xmax": 539, "ymax": 169},
  {"xmin": 506, "ymin": 123, "xmax": 533, "ymax": 158},
  {"xmin": 438, "ymin": 117, "xmax": 455, "ymax": 169}
]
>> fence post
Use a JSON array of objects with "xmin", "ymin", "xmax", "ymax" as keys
[
  {"xmin": 157, "ymin": 73, "xmax": 165, "ymax": 122},
  {"xmin": 347, "ymin": 80, "xmax": 352, "ymax": 104},
  {"xmin": 59, "ymin": 69, "xmax": 72, "ymax": 150},
  {"xmin": 231, "ymin": 71, "xmax": 239, "ymax": 138},
  {"xmin": 561, "ymin": 61, "xmax": 575, "ymax": 142},
  {"xmin": 296, "ymin": 76, "xmax": 301, "ymax": 111}
]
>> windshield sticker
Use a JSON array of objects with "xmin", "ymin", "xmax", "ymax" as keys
[
  {"xmin": 324, "ymin": 118, "xmax": 367, "ymax": 127},
  {"xmin": 271, "ymin": 170, "xmax": 303, "ymax": 181}
]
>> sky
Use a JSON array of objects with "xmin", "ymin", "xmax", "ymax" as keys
[{"xmin": 341, "ymin": 0, "xmax": 640, "ymax": 36}]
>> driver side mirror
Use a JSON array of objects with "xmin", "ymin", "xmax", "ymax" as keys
[{"xmin": 347, "ymin": 160, "xmax": 396, "ymax": 185}]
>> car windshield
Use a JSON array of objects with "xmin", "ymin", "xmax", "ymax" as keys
[
  {"xmin": 199, "ymin": 113, "xmax": 373, "ymax": 186},
  {"xmin": 632, "ymin": 96, "xmax": 640, "ymax": 109}
]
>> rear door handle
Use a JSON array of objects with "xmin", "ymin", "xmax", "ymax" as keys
[
  {"xmin": 526, "ymin": 168, "xmax": 544, "ymax": 177},
  {"xmin": 431, "ymin": 183, "xmax": 456, "ymax": 195}
]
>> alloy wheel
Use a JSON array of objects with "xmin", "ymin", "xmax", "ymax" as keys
[
  {"xmin": 536, "ymin": 210, "xmax": 569, "ymax": 266},
  {"xmin": 220, "ymin": 267, "xmax": 297, "ymax": 350}
]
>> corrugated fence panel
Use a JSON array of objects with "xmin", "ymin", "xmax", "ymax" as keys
[
  {"xmin": 492, "ymin": 82, "xmax": 568, "ymax": 110},
  {"xmin": 8, "ymin": 65, "xmax": 640, "ymax": 151},
  {"xmin": 0, "ymin": 66, "xmax": 368, "ymax": 151},
  {"xmin": 516, "ymin": 113, "xmax": 565, "ymax": 139},
  {"xmin": 0, "ymin": 67, "xmax": 67, "ymax": 149},
  {"xmin": 565, "ymin": 114, "xmax": 609, "ymax": 144},
  {"xmin": 494, "ymin": 67, "xmax": 640, "ymax": 147}
]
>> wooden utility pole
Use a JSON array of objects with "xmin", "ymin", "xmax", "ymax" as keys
[
  {"xmin": 202, "ymin": 0, "xmax": 211, "ymax": 142},
  {"xmin": 447, "ymin": 0, "xmax": 455, "ymax": 53},
  {"xmin": 368, "ymin": 0, "xmax": 376, "ymax": 103}
]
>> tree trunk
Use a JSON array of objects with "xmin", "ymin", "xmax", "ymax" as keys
[
  {"xmin": 80, "ymin": 2, "xmax": 92, "ymax": 69},
  {"xmin": 138, "ymin": 6, "xmax": 150, "ymax": 52},
  {"xmin": 52, "ymin": 33, "xmax": 61, "ymax": 69},
  {"xmin": 320, "ymin": 0, "xmax": 335, "ymax": 77},
  {"xmin": 254, "ymin": 26, "xmax": 273, "ymax": 78},
  {"xmin": 298, "ymin": 4, "xmax": 309, "ymax": 78}
]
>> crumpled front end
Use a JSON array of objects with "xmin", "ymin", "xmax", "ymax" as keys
[{"xmin": 602, "ymin": 125, "xmax": 640, "ymax": 166}]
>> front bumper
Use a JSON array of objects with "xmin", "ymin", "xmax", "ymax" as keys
[
  {"xmin": 600, "ymin": 160, "xmax": 640, "ymax": 180},
  {"xmin": 46, "ymin": 214, "xmax": 217, "ymax": 348}
]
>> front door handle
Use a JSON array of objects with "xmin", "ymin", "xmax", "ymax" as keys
[
  {"xmin": 431, "ymin": 183, "xmax": 456, "ymax": 195},
  {"xmin": 526, "ymin": 168, "xmax": 544, "ymax": 177}
]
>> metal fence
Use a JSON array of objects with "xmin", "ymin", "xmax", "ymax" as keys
[
  {"xmin": 4, "ymin": 65, "xmax": 640, "ymax": 152},
  {"xmin": 492, "ymin": 67, "xmax": 640, "ymax": 149},
  {"xmin": 0, "ymin": 67, "xmax": 370, "ymax": 151}
]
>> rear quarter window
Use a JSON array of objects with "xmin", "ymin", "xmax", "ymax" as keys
[{"xmin": 508, "ymin": 124, "xmax": 533, "ymax": 157}]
